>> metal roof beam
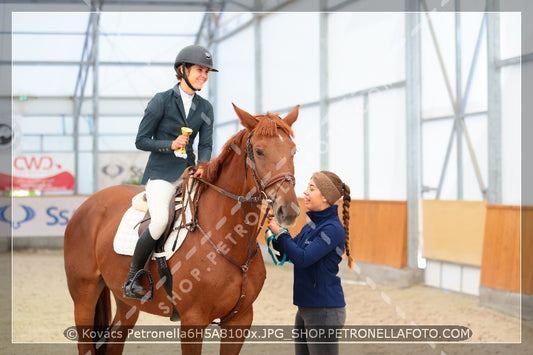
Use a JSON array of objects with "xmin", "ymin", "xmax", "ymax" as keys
[
  {"xmin": 6, "ymin": 60, "xmax": 173, "ymax": 66},
  {"xmin": 212, "ymin": 0, "xmax": 298, "ymax": 43},
  {"xmin": 8, "ymin": 31, "xmax": 195, "ymax": 37},
  {"xmin": 1, "ymin": 0, "xmax": 222, "ymax": 6}
]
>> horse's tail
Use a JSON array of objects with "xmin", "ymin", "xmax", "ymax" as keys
[{"xmin": 93, "ymin": 286, "xmax": 112, "ymax": 354}]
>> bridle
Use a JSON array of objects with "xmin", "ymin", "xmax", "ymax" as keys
[
  {"xmin": 189, "ymin": 127, "xmax": 296, "ymax": 324},
  {"xmin": 244, "ymin": 130, "xmax": 296, "ymax": 207},
  {"xmin": 193, "ymin": 129, "xmax": 296, "ymax": 214}
]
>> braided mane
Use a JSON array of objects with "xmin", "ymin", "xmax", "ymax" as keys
[{"xmin": 199, "ymin": 112, "xmax": 294, "ymax": 183}]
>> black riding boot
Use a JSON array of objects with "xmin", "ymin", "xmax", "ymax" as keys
[{"xmin": 123, "ymin": 229, "xmax": 157, "ymax": 299}]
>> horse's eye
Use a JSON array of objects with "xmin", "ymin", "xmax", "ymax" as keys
[{"xmin": 255, "ymin": 148, "xmax": 264, "ymax": 157}]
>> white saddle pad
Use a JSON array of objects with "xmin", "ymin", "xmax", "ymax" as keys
[{"xmin": 113, "ymin": 185, "xmax": 195, "ymax": 260}]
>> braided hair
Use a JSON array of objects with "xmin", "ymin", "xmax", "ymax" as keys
[{"xmin": 320, "ymin": 171, "xmax": 354, "ymax": 269}]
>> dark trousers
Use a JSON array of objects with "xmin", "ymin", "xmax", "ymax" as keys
[{"xmin": 294, "ymin": 306, "xmax": 346, "ymax": 355}]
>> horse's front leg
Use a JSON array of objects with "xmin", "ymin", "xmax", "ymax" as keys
[
  {"xmin": 219, "ymin": 305, "xmax": 254, "ymax": 355},
  {"xmin": 179, "ymin": 323, "xmax": 206, "ymax": 355},
  {"xmin": 179, "ymin": 310, "xmax": 211, "ymax": 355}
]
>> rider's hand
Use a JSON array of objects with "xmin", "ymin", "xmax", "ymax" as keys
[
  {"xmin": 193, "ymin": 167, "xmax": 204, "ymax": 178},
  {"xmin": 171, "ymin": 135, "xmax": 189, "ymax": 150}
]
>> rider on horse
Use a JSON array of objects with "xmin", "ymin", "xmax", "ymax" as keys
[{"xmin": 122, "ymin": 45, "xmax": 218, "ymax": 299}]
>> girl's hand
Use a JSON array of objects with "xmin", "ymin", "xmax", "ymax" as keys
[{"xmin": 267, "ymin": 215, "xmax": 281, "ymax": 235}]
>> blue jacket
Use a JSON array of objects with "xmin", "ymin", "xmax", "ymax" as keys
[
  {"xmin": 273, "ymin": 205, "xmax": 346, "ymax": 308},
  {"xmin": 136, "ymin": 84, "xmax": 214, "ymax": 184}
]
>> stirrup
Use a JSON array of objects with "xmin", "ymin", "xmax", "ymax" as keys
[
  {"xmin": 122, "ymin": 280, "xmax": 145, "ymax": 299},
  {"xmin": 122, "ymin": 270, "xmax": 154, "ymax": 301}
]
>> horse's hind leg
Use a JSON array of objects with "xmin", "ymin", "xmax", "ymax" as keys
[
  {"xmin": 68, "ymin": 276, "xmax": 107, "ymax": 355},
  {"xmin": 103, "ymin": 297, "xmax": 140, "ymax": 354}
]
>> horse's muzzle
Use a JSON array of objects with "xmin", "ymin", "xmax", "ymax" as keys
[{"xmin": 275, "ymin": 201, "xmax": 300, "ymax": 228}]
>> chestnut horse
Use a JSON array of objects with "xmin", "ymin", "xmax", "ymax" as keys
[{"xmin": 64, "ymin": 104, "xmax": 300, "ymax": 355}]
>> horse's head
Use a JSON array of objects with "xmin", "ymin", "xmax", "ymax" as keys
[{"xmin": 232, "ymin": 103, "xmax": 301, "ymax": 227}]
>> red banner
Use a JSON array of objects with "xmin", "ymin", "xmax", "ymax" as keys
[
  {"xmin": 0, "ymin": 171, "xmax": 75, "ymax": 192},
  {"xmin": 0, "ymin": 154, "xmax": 75, "ymax": 194}
]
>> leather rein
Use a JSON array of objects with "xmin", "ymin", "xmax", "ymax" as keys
[{"xmin": 187, "ymin": 129, "xmax": 296, "ymax": 324}]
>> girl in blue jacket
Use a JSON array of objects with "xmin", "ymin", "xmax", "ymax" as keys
[
  {"xmin": 123, "ymin": 45, "xmax": 217, "ymax": 299},
  {"xmin": 268, "ymin": 170, "xmax": 353, "ymax": 355}
]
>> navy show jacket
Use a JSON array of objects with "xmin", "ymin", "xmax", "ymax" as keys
[{"xmin": 136, "ymin": 84, "xmax": 214, "ymax": 184}]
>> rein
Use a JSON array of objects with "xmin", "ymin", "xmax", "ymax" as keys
[{"xmin": 188, "ymin": 128, "xmax": 296, "ymax": 325}]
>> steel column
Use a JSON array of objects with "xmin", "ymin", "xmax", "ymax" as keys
[
  {"xmin": 406, "ymin": 1, "xmax": 422, "ymax": 269},
  {"xmin": 455, "ymin": 8, "xmax": 464, "ymax": 199},
  {"xmin": 91, "ymin": 7, "xmax": 100, "ymax": 193},
  {"xmin": 363, "ymin": 93, "xmax": 370, "ymax": 199},
  {"xmin": 319, "ymin": 1, "xmax": 329, "ymax": 171},
  {"xmin": 254, "ymin": 0, "xmax": 263, "ymax": 114},
  {"xmin": 486, "ymin": 0, "xmax": 502, "ymax": 204},
  {"xmin": 72, "ymin": 12, "xmax": 97, "ymax": 194}
]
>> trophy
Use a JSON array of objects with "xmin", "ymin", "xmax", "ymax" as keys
[{"xmin": 174, "ymin": 127, "xmax": 193, "ymax": 158}]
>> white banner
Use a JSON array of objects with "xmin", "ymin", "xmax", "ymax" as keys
[
  {"xmin": 0, "ymin": 196, "xmax": 89, "ymax": 237},
  {"xmin": 98, "ymin": 152, "xmax": 149, "ymax": 190}
]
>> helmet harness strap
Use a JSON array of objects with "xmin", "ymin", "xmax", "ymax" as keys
[{"xmin": 178, "ymin": 65, "xmax": 200, "ymax": 92}]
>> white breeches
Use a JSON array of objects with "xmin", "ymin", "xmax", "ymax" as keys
[{"xmin": 145, "ymin": 178, "xmax": 181, "ymax": 239}]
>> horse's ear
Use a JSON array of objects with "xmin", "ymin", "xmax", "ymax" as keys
[
  {"xmin": 283, "ymin": 105, "xmax": 299, "ymax": 127},
  {"xmin": 232, "ymin": 103, "xmax": 258, "ymax": 130}
]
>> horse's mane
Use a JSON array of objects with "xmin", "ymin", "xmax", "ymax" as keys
[{"xmin": 199, "ymin": 112, "xmax": 294, "ymax": 183}]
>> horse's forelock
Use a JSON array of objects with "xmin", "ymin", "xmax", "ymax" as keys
[{"xmin": 254, "ymin": 112, "xmax": 294, "ymax": 138}]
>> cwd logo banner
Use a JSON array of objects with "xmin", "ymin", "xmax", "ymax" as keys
[{"xmin": 0, "ymin": 153, "xmax": 75, "ymax": 194}]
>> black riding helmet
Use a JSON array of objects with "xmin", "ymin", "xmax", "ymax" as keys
[{"xmin": 174, "ymin": 45, "xmax": 218, "ymax": 91}]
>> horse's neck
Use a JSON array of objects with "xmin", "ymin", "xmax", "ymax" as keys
[
  {"xmin": 216, "ymin": 145, "xmax": 256, "ymax": 199},
  {"xmin": 206, "ymin": 147, "xmax": 263, "ymax": 237}
]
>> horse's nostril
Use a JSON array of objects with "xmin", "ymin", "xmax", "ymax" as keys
[
  {"xmin": 277, "ymin": 205, "xmax": 285, "ymax": 219},
  {"xmin": 276, "ymin": 203, "xmax": 300, "ymax": 222}
]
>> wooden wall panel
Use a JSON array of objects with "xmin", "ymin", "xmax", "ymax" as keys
[
  {"xmin": 280, "ymin": 199, "xmax": 407, "ymax": 268},
  {"xmin": 479, "ymin": 205, "xmax": 520, "ymax": 293},
  {"xmin": 422, "ymin": 200, "xmax": 487, "ymax": 266},
  {"xmin": 522, "ymin": 207, "xmax": 533, "ymax": 295},
  {"xmin": 350, "ymin": 200, "xmax": 407, "ymax": 268},
  {"xmin": 264, "ymin": 199, "xmax": 408, "ymax": 268},
  {"xmin": 262, "ymin": 198, "xmax": 530, "ymax": 295}
]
